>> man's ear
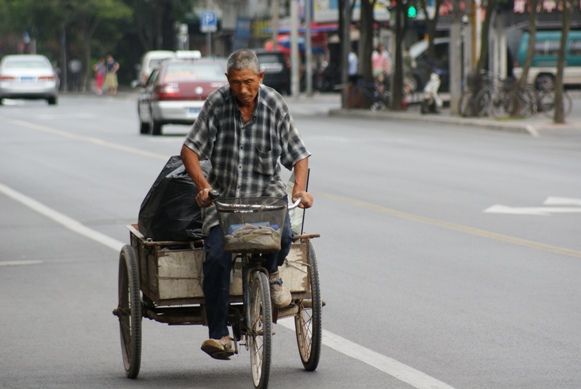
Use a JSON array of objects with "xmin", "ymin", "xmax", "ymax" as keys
[{"xmin": 258, "ymin": 71, "xmax": 265, "ymax": 82}]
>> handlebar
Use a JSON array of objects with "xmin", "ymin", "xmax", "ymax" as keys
[{"xmin": 208, "ymin": 190, "xmax": 301, "ymax": 210}]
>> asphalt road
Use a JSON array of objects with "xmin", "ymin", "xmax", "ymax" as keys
[{"xmin": 1, "ymin": 94, "xmax": 580, "ymax": 389}]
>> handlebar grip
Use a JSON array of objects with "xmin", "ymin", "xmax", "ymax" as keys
[
  {"xmin": 289, "ymin": 198, "xmax": 301, "ymax": 210},
  {"xmin": 208, "ymin": 189, "xmax": 220, "ymax": 200}
]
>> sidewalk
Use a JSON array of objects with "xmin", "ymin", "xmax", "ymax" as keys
[{"xmin": 286, "ymin": 92, "xmax": 581, "ymax": 137}]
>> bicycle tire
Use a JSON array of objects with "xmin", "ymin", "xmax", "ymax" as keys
[
  {"xmin": 248, "ymin": 271, "xmax": 272, "ymax": 389},
  {"xmin": 117, "ymin": 245, "xmax": 142, "ymax": 379},
  {"xmin": 458, "ymin": 91, "xmax": 474, "ymax": 117},
  {"xmin": 294, "ymin": 241, "xmax": 322, "ymax": 371}
]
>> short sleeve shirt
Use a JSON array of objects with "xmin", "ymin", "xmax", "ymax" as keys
[{"xmin": 183, "ymin": 84, "xmax": 311, "ymax": 234}]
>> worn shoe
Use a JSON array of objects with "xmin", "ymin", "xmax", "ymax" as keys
[
  {"xmin": 201, "ymin": 337, "xmax": 234, "ymax": 360},
  {"xmin": 269, "ymin": 272, "xmax": 292, "ymax": 308}
]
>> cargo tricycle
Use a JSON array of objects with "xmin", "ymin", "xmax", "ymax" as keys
[{"xmin": 113, "ymin": 196, "xmax": 321, "ymax": 389}]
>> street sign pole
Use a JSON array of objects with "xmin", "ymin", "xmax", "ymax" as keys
[
  {"xmin": 207, "ymin": 31, "xmax": 212, "ymax": 57},
  {"xmin": 200, "ymin": 10, "xmax": 217, "ymax": 57}
]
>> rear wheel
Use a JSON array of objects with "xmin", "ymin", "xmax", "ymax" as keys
[
  {"xmin": 139, "ymin": 121, "xmax": 150, "ymax": 135},
  {"xmin": 295, "ymin": 241, "xmax": 322, "ymax": 371},
  {"xmin": 248, "ymin": 271, "xmax": 272, "ymax": 389},
  {"xmin": 149, "ymin": 108, "xmax": 162, "ymax": 136},
  {"xmin": 535, "ymin": 74, "xmax": 555, "ymax": 91},
  {"xmin": 116, "ymin": 245, "xmax": 142, "ymax": 379},
  {"xmin": 138, "ymin": 105, "xmax": 150, "ymax": 134},
  {"xmin": 47, "ymin": 96, "xmax": 57, "ymax": 105}
]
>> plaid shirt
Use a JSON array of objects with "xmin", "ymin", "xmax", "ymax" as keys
[{"xmin": 183, "ymin": 84, "xmax": 311, "ymax": 234}]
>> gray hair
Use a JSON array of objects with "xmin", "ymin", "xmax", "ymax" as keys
[{"xmin": 226, "ymin": 49, "xmax": 260, "ymax": 73}]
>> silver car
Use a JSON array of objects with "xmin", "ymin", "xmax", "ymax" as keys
[
  {"xmin": 0, "ymin": 54, "xmax": 59, "ymax": 105},
  {"xmin": 138, "ymin": 58, "xmax": 227, "ymax": 135}
]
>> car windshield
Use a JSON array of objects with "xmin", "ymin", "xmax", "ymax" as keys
[
  {"xmin": 148, "ymin": 58, "xmax": 171, "ymax": 69},
  {"xmin": 164, "ymin": 62, "xmax": 225, "ymax": 82},
  {"xmin": 3, "ymin": 59, "xmax": 51, "ymax": 69}
]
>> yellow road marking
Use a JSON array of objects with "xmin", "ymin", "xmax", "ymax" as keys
[
  {"xmin": 8, "ymin": 116, "xmax": 580, "ymax": 260},
  {"xmin": 7, "ymin": 118, "xmax": 167, "ymax": 160},
  {"xmin": 321, "ymin": 192, "xmax": 581, "ymax": 259}
]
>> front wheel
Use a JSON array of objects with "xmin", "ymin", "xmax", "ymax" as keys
[
  {"xmin": 116, "ymin": 245, "xmax": 142, "ymax": 379},
  {"xmin": 294, "ymin": 241, "xmax": 322, "ymax": 371},
  {"xmin": 248, "ymin": 271, "xmax": 272, "ymax": 389}
]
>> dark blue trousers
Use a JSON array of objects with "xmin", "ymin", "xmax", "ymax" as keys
[{"xmin": 203, "ymin": 213, "xmax": 293, "ymax": 339}]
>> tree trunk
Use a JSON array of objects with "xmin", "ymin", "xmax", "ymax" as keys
[
  {"xmin": 338, "ymin": 0, "xmax": 344, "ymax": 65},
  {"xmin": 517, "ymin": 0, "xmax": 538, "ymax": 88},
  {"xmin": 476, "ymin": 0, "xmax": 496, "ymax": 75},
  {"xmin": 359, "ymin": 0, "xmax": 375, "ymax": 81},
  {"xmin": 554, "ymin": 0, "xmax": 573, "ymax": 124},
  {"xmin": 390, "ymin": 1, "xmax": 406, "ymax": 110},
  {"xmin": 161, "ymin": 0, "xmax": 175, "ymax": 50}
]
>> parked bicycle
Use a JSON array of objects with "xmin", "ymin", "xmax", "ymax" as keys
[
  {"xmin": 458, "ymin": 71, "xmax": 494, "ymax": 118},
  {"xmin": 535, "ymin": 78, "xmax": 573, "ymax": 118},
  {"xmin": 489, "ymin": 77, "xmax": 536, "ymax": 119},
  {"xmin": 353, "ymin": 77, "xmax": 391, "ymax": 111}
]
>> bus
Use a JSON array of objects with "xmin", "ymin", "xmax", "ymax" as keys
[{"xmin": 513, "ymin": 30, "xmax": 581, "ymax": 88}]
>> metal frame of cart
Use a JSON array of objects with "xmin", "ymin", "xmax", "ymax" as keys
[{"xmin": 113, "ymin": 223, "xmax": 322, "ymax": 388}]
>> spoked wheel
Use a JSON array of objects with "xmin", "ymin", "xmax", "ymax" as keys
[
  {"xmin": 116, "ymin": 245, "xmax": 142, "ymax": 378},
  {"xmin": 247, "ymin": 271, "xmax": 272, "ymax": 389},
  {"xmin": 294, "ymin": 241, "xmax": 322, "ymax": 371},
  {"xmin": 538, "ymin": 90, "xmax": 555, "ymax": 117}
]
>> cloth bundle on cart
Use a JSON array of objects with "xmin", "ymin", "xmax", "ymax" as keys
[{"xmin": 138, "ymin": 155, "xmax": 209, "ymax": 241}]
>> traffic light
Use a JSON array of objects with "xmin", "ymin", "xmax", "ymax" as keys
[{"xmin": 407, "ymin": 4, "xmax": 417, "ymax": 19}]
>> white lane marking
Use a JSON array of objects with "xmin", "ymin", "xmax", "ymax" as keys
[
  {"xmin": 484, "ymin": 204, "xmax": 581, "ymax": 216},
  {"xmin": 0, "ymin": 183, "xmax": 124, "ymax": 252},
  {"xmin": 544, "ymin": 196, "xmax": 581, "ymax": 206},
  {"xmin": 0, "ymin": 260, "xmax": 43, "ymax": 267},
  {"xmin": 278, "ymin": 319, "xmax": 456, "ymax": 389}
]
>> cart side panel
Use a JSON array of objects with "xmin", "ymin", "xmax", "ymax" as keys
[
  {"xmin": 279, "ymin": 242, "xmax": 308, "ymax": 293},
  {"xmin": 149, "ymin": 248, "xmax": 160, "ymax": 299},
  {"xmin": 157, "ymin": 249, "xmax": 205, "ymax": 299}
]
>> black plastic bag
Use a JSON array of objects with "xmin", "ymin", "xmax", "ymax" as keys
[{"xmin": 138, "ymin": 155, "xmax": 210, "ymax": 241}]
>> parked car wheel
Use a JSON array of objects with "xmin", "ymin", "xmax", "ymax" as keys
[
  {"xmin": 47, "ymin": 96, "xmax": 57, "ymax": 105},
  {"xmin": 139, "ymin": 120, "xmax": 150, "ymax": 135},
  {"xmin": 149, "ymin": 109, "xmax": 162, "ymax": 136}
]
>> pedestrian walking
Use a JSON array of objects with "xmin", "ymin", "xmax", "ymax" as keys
[
  {"xmin": 103, "ymin": 54, "xmax": 120, "ymax": 95},
  {"xmin": 94, "ymin": 57, "xmax": 106, "ymax": 95}
]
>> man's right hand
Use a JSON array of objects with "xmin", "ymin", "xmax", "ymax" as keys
[{"xmin": 196, "ymin": 187, "xmax": 213, "ymax": 208}]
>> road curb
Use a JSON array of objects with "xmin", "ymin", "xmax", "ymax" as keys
[{"xmin": 328, "ymin": 108, "xmax": 537, "ymax": 136}]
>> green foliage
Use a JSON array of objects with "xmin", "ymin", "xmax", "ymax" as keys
[{"xmin": 0, "ymin": 0, "xmax": 197, "ymax": 85}]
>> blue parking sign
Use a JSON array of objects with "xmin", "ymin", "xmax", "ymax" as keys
[{"xmin": 201, "ymin": 11, "xmax": 217, "ymax": 33}]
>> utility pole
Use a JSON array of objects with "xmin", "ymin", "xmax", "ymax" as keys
[
  {"xmin": 469, "ymin": 0, "xmax": 480, "ymax": 71},
  {"xmin": 449, "ymin": 0, "xmax": 462, "ymax": 114},
  {"xmin": 305, "ymin": 0, "xmax": 313, "ymax": 96},
  {"xmin": 290, "ymin": 0, "xmax": 300, "ymax": 97},
  {"xmin": 272, "ymin": 0, "xmax": 279, "ymax": 45},
  {"xmin": 341, "ymin": 0, "xmax": 351, "ymax": 108}
]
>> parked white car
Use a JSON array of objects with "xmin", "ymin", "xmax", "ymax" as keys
[{"xmin": 0, "ymin": 54, "xmax": 59, "ymax": 105}]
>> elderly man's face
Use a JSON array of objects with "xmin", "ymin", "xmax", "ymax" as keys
[{"xmin": 226, "ymin": 68, "xmax": 264, "ymax": 106}]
